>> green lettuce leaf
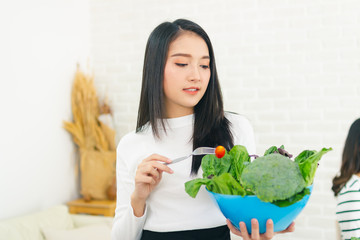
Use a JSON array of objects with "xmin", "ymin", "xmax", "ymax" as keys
[
  {"xmin": 184, "ymin": 173, "xmax": 246, "ymax": 198},
  {"xmin": 201, "ymin": 153, "xmax": 232, "ymax": 179},
  {"xmin": 264, "ymin": 146, "xmax": 278, "ymax": 156},
  {"xmin": 185, "ymin": 178, "xmax": 212, "ymax": 198},
  {"xmin": 210, "ymin": 173, "xmax": 246, "ymax": 196},
  {"xmin": 228, "ymin": 145, "xmax": 250, "ymax": 182},
  {"xmin": 295, "ymin": 147, "xmax": 333, "ymax": 186},
  {"xmin": 264, "ymin": 145, "xmax": 284, "ymax": 156}
]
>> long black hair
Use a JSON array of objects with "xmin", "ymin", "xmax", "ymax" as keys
[
  {"xmin": 332, "ymin": 118, "xmax": 360, "ymax": 196},
  {"xmin": 136, "ymin": 19, "xmax": 233, "ymax": 174}
]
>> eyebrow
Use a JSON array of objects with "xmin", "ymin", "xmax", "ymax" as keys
[{"xmin": 170, "ymin": 53, "xmax": 210, "ymax": 59}]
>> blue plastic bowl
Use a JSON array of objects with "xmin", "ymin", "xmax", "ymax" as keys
[{"xmin": 206, "ymin": 185, "xmax": 313, "ymax": 234}]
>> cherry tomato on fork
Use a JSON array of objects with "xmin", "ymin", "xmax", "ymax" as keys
[{"xmin": 215, "ymin": 146, "xmax": 226, "ymax": 158}]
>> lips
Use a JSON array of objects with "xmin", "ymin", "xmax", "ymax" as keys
[
  {"xmin": 183, "ymin": 87, "xmax": 199, "ymax": 92},
  {"xmin": 183, "ymin": 87, "xmax": 200, "ymax": 95}
]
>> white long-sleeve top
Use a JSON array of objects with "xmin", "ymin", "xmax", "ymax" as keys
[{"xmin": 111, "ymin": 112, "xmax": 255, "ymax": 240}]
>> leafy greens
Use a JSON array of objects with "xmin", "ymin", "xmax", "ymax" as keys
[{"xmin": 185, "ymin": 145, "xmax": 332, "ymax": 207}]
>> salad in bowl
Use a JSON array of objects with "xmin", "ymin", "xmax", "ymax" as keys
[{"xmin": 185, "ymin": 145, "xmax": 332, "ymax": 233}]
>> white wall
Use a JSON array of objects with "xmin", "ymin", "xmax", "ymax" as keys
[
  {"xmin": 0, "ymin": 0, "xmax": 90, "ymax": 219},
  {"xmin": 0, "ymin": 0, "xmax": 358, "ymax": 238},
  {"xmin": 90, "ymin": 1, "xmax": 360, "ymax": 240}
]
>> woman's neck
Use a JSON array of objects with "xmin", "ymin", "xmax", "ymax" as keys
[{"xmin": 165, "ymin": 108, "xmax": 194, "ymax": 119}]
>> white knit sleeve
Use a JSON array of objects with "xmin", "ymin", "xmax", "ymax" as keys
[
  {"xmin": 111, "ymin": 138, "xmax": 147, "ymax": 240},
  {"xmin": 226, "ymin": 112, "xmax": 256, "ymax": 155}
]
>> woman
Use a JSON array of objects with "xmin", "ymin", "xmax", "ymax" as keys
[
  {"xmin": 111, "ymin": 19, "xmax": 294, "ymax": 240},
  {"xmin": 332, "ymin": 118, "xmax": 360, "ymax": 240}
]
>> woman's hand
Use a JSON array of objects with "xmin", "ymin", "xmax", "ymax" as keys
[
  {"xmin": 131, "ymin": 154, "xmax": 173, "ymax": 216},
  {"xmin": 226, "ymin": 219, "xmax": 295, "ymax": 240}
]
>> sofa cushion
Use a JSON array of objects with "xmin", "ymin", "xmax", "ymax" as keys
[
  {"xmin": 41, "ymin": 223, "xmax": 111, "ymax": 240},
  {"xmin": 71, "ymin": 214, "xmax": 113, "ymax": 228},
  {"xmin": 0, "ymin": 205, "xmax": 74, "ymax": 240}
]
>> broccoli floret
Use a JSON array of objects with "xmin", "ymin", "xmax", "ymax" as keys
[{"xmin": 241, "ymin": 153, "xmax": 306, "ymax": 202}]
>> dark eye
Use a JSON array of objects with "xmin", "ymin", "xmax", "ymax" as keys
[
  {"xmin": 175, "ymin": 63, "xmax": 187, "ymax": 67},
  {"xmin": 201, "ymin": 65, "xmax": 210, "ymax": 69}
]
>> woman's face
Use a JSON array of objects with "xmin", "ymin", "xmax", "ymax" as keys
[{"xmin": 163, "ymin": 31, "xmax": 211, "ymax": 118}]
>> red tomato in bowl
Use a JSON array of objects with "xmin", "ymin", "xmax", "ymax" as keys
[{"xmin": 215, "ymin": 146, "xmax": 226, "ymax": 158}]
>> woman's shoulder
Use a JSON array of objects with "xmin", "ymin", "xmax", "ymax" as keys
[
  {"xmin": 338, "ymin": 175, "xmax": 360, "ymax": 198},
  {"xmin": 342, "ymin": 174, "xmax": 360, "ymax": 192},
  {"xmin": 337, "ymin": 175, "xmax": 360, "ymax": 208},
  {"xmin": 225, "ymin": 111, "xmax": 256, "ymax": 154},
  {"xmin": 225, "ymin": 111, "xmax": 253, "ymax": 130},
  {"xmin": 117, "ymin": 127, "xmax": 151, "ymax": 150}
]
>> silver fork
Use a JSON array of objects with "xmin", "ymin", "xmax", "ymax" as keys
[{"xmin": 165, "ymin": 147, "xmax": 216, "ymax": 165}]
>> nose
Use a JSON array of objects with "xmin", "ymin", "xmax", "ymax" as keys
[{"xmin": 189, "ymin": 65, "xmax": 201, "ymax": 82}]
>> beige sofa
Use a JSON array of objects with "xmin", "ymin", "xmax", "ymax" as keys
[{"xmin": 0, "ymin": 205, "xmax": 113, "ymax": 240}]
